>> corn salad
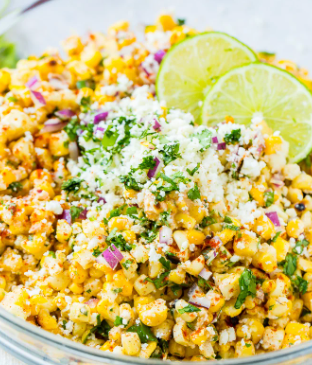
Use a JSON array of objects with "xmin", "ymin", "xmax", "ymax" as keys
[{"xmin": 1, "ymin": 15, "xmax": 312, "ymax": 361}]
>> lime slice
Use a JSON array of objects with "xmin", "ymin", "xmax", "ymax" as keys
[
  {"xmin": 156, "ymin": 32, "xmax": 257, "ymax": 121},
  {"xmin": 201, "ymin": 62, "xmax": 312, "ymax": 162}
]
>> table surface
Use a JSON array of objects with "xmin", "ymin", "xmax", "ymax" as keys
[{"xmin": 2, "ymin": 0, "xmax": 312, "ymax": 364}]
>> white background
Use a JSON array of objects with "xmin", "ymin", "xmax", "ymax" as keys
[{"xmin": 2, "ymin": 0, "xmax": 312, "ymax": 363}]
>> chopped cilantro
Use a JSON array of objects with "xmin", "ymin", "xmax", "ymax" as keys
[
  {"xmin": 186, "ymin": 163, "xmax": 200, "ymax": 176},
  {"xmin": 62, "ymin": 177, "xmax": 83, "ymax": 192},
  {"xmin": 145, "ymin": 272, "xmax": 169, "ymax": 289},
  {"xmin": 112, "ymin": 288, "xmax": 123, "ymax": 294},
  {"xmin": 114, "ymin": 316, "xmax": 123, "ymax": 326},
  {"xmin": 224, "ymin": 129, "xmax": 241, "ymax": 144},
  {"xmin": 64, "ymin": 118, "xmax": 80, "ymax": 141},
  {"xmin": 126, "ymin": 206, "xmax": 138, "ymax": 217},
  {"xmin": 120, "ymin": 173, "xmax": 142, "ymax": 191},
  {"xmin": 127, "ymin": 321, "xmax": 157, "ymax": 343},
  {"xmin": 198, "ymin": 276, "xmax": 213, "ymax": 291},
  {"xmin": 47, "ymin": 251, "xmax": 56, "ymax": 259},
  {"xmin": 264, "ymin": 191, "xmax": 274, "ymax": 207},
  {"xmin": 122, "ymin": 259, "xmax": 133, "ymax": 270},
  {"xmin": 178, "ymin": 304, "xmax": 201, "ymax": 314},
  {"xmin": 160, "ymin": 143, "xmax": 181, "ymax": 165},
  {"xmin": 92, "ymin": 247, "xmax": 102, "ymax": 257},
  {"xmin": 109, "ymin": 204, "xmax": 126, "ymax": 219},
  {"xmin": 200, "ymin": 214, "xmax": 217, "ymax": 228},
  {"xmin": 224, "ymin": 216, "xmax": 233, "ymax": 224},
  {"xmin": 291, "ymin": 275, "xmax": 308, "ymax": 294},
  {"xmin": 283, "ymin": 254, "xmax": 297, "ymax": 277},
  {"xmin": 8, "ymin": 181, "xmax": 22, "ymax": 193},
  {"xmin": 76, "ymin": 79, "xmax": 95, "ymax": 90},
  {"xmin": 186, "ymin": 322, "xmax": 196, "ymax": 330},
  {"xmin": 138, "ymin": 156, "xmax": 156, "ymax": 170},
  {"xmin": 192, "ymin": 129, "xmax": 212, "ymax": 152},
  {"xmin": 70, "ymin": 206, "xmax": 83, "ymax": 221},
  {"xmin": 293, "ymin": 239, "xmax": 309, "ymax": 255},
  {"xmin": 187, "ymin": 184, "xmax": 201, "ymax": 201},
  {"xmin": 177, "ymin": 18, "xmax": 186, "ymax": 25},
  {"xmin": 159, "ymin": 211, "xmax": 170, "ymax": 226},
  {"xmin": 102, "ymin": 125, "xmax": 119, "ymax": 149},
  {"xmin": 159, "ymin": 257, "xmax": 171, "ymax": 270},
  {"xmin": 271, "ymin": 231, "xmax": 282, "ymax": 243},
  {"xmin": 234, "ymin": 269, "xmax": 257, "ymax": 309},
  {"xmin": 80, "ymin": 96, "xmax": 91, "ymax": 112}
]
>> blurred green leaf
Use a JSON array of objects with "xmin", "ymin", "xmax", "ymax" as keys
[{"xmin": 0, "ymin": 35, "xmax": 18, "ymax": 68}]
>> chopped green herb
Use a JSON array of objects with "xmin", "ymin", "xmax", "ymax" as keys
[
  {"xmin": 160, "ymin": 143, "xmax": 181, "ymax": 165},
  {"xmin": 178, "ymin": 304, "xmax": 201, "ymax": 314},
  {"xmin": 234, "ymin": 269, "xmax": 257, "ymax": 309},
  {"xmin": 177, "ymin": 18, "xmax": 186, "ymax": 25},
  {"xmin": 224, "ymin": 216, "xmax": 233, "ymax": 224},
  {"xmin": 8, "ymin": 181, "xmax": 22, "ymax": 193},
  {"xmin": 122, "ymin": 259, "xmax": 133, "ymax": 270},
  {"xmin": 293, "ymin": 239, "xmax": 309, "ymax": 255},
  {"xmin": 291, "ymin": 275, "xmax": 308, "ymax": 294},
  {"xmin": 187, "ymin": 184, "xmax": 201, "ymax": 201},
  {"xmin": 186, "ymin": 163, "xmax": 200, "ymax": 176},
  {"xmin": 264, "ymin": 191, "xmax": 274, "ymax": 207},
  {"xmin": 159, "ymin": 257, "xmax": 171, "ymax": 270},
  {"xmin": 127, "ymin": 321, "xmax": 157, "ymax": 343},
  {"xmin": 92, "ymin": 247, "xmax": 102, "ymax": 257},
  {"xmin": 70, "ymin": 206, "xmax": 83, "ymax": 221},
  {"xmin": 283, "ymin": 254, "xmax": 297, "ymax": 277},
  {"xmin": 62, "ymin": 177, "xmax": 83, "ymax": 192},
  {"xmin": 224, "ymin": 129, "xmax": 241, "ymax": 144},
  {"xmin": 114, "ymin": 316, "xmax": 123, "ymax": 326}
]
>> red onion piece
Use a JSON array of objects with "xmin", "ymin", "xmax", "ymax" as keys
[
  {"xmin": 110, "ymin": 244, "xmax": 123, "ymax": 261},
  {"xmin": 79, "ymin": 208, "xmax": 88, "ymax": 220},
  {"xmin": 159, "ymin": 226, "xmax": 172, "ymax": 244},
  {"xmin": 199, "ymin": 267, "xmax": 212, "ymax": 281},
  {"xmin": 217, "ymin": 142, "xmax": 226, "ymax": 150},
  {"xmin": 94, "ymin": 126, "xmax": 105, "ymax": 139},
  {"xmin": 31, "ymin": 90, "xmax": 46, "ymax": 106},
  {"xmin": 102, "ymin": 248, "xmax": 119, "ymax": 270},
  {"xmin": 147, "ymin": 157, "xmax": 161, "ymax": 179},
  {"xmin": 69, "ymin": 141, "xmax": 79, "ymax": 162},
  {"xmin": 154, "ymin": 50, "xmax": 166, "ymax": 64},
  {"xmin": 98, "ymin": 197, "xmax": 107, "ymax": 204},
  {"xmin": 153, "ymin": 119, "xmax": 161, "ymax": 131},
  {"xmin": 26, "ymin": 75, "xmax": 39, "ymax": 89},
  {"xmin": 189, "ymin": 298, "xmax": 210, "ymax": 309},
  {"xmin": 265, "ymin": 211, "xmax": 280, "ymax": 227},
  {"xmin": 40, "ymin": 119, "xmax": 68, "ymax": 134},
  {"xmin": 94, "ymin": 112, "xmax": 109, "ymax": 125},
  {"xmin": 58, "ymin": 209, "xmax": 71, "ymax": 224},
  {"xmin": 55, "ymin": 109, "xmax": 75, "ymax": 120},
  {"xmin": 212, "ymin": 136, "xmax": 218, "ymax": 144}
]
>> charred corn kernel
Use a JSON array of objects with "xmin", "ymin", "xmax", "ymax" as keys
[
  {"xmin": 262, "ymin": 279, "xmax": 276, "ymax": 293},
  {"xmin": 175, "ymin": 299, "xmax": 198, "ymax": 322},
  {"xmin": 69, "ymin": 263, "xmax": 88, "ymax": 284},
  {"xmin": 223, "ymin": 298, "xmax": 244, "ymax": 317},
  {"xmin": 152, "ymin": 319, "xmax": 174, "ymax": 341},
  {"xmin": 183, "ymin": 255, "xmax": 205, "ymax": 276},
  {"xmin": 190, "ymin": 328, "xmax": 209, "ymax": 346},
  {"xmin": 139, "ymin": 341, "xmax": 157, "ymax": 358},
  {"xmin": 264, "ymin": 135, "xmax": 283, "ymax": 155},
  {"xmin": 67, "ymin": 60, "xmax": 93, "ymax": 79},
  {"xmin": 189, "ymin": 204, "xmax": 206, "ymax": 223},
  {"xmin": 175, "ymin": 213, "xmax": 196, "ymax": 230},
  {"xmin": 145, "ymin": 25, "xmax": 157, "ymax": 33},
  {"xmin": 253, "ymin": 215, "xmax": 275, "ymax": 240},
  {"xmin": 168, "ymin": 267, "xmax": 186, "ymax": 284},
  {"xmin": 252, "ymin": 243, "xmax": 277, "ymax": 273},
  {"xmin": 37, "ymin": 309, "xmax": 58, "ymax": 330},
  {"xmin": 109, "ymin": 216, "xmax": 131, "ymax": 232},
  {"xmin": 186, "ymin": 229, "xmax": 205, "ymax": 245},
  {"xmin": 122, "ymin": 229, "xmax": 136, "ymax": 243},
  {"xmin": 208, "ymin": 291, "xmax": 225, "ymax": 313},
  {"xmin": 68, "ymin": 282, "xmax": 84, "ymax": 294},
  {"xmin": 169, "ymin": 339, "xmax": 186, "ymax": 357},
  {"xmin": 218, "ymin": 220, "xmax": 241, "ymax": 243},
  {"xmin": 139, "ymin": 299, "xmax": 167, "ymax": 326},
  {"xmin": 233, "ymin": 231, "xmax": 258, "ymax": 257},
  {"xmin": 0, "ymin": 70, "xmax": 10, "ymax": 93},
  {"xmin": 62, "ymin": 35, "xmax": 83, "ymax": 56},
  {"xmin": 267, "ymin": 297, "xmax": 292, "ymax": 318},
  {"xmin": 234, "ymin": 340, "xmax": 255, "ymax": 357},
  {"xmin": 272, "ymin": 236, "xmax": 290, "ymax": 262},
  {"xmin": 303, "ymin": 292, "xmax": 312, "ymax": 311},
  {"xmin": 285, "ymin": 322, "xmax": 309, "ymax": 337},
  {"xmin": 109, "ymin": 20, "xmax": 129, "ymax": 33},
  {"xmin": 304, "ymin": 273, "xmax": 312, "ymax": 292},
  {"xmin": 250, "ymin": 186, "xmax": 265, "ymax": 206},
  {"xmin": 287, "ymin": 187, "xmax": 303, "ymax": 203},
  {"xmin": 48, "ymin": 131, "xmax": 69, "ymax": 157},
  {"xmin": 173, "ymin": 230, "xmax": 189, "ymax": 251},
  {"xmin": 69, "ymin": 302, "xmax": 91, "ymax": 323},
  {"xmin": 290, "ymin": 299, "xmax": 304, "ymax": 321},
  {"xmin": 134, "ymin": 274, "xmax": 156, "ymax": 296},
  {"xmin": 56, "ymin": 219, "xmax": 72, "ymax": 243},
  {"xmin": 80, "ymin": 44, "xmax": 102, "ymax": 68},
  {"xmin": 112, "ymin": 270, "xmax": 133, "ymax": 296},
  {"xmin": 0, "ymin": 277, "xmax": 6, "ymax": 290},
  {"xmin": 133, "ymin": 295, "xmax": 155, "ymax": 311},
  {"xmin": 298, "ymin": 257, "xmax": 312, "ymax": 272},
  {"xmin": 286, "ymin": 218, "xmax": 304, "ymax": 238},
  {"xmin": 292, "ymin": 173, "xmax": 312, "ymax": 190},
  {"xmin": 157, "ymin": 15, "xmax": 176, "ymax": 31}
]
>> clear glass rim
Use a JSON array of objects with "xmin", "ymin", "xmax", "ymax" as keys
[{"xmin": 1, "ymin": 307, "xmax": 312, "ymax": 364}]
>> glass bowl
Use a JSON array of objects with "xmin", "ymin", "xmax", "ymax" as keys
[{"xmin": 2, "ymin": 0, "xmax": 312, "ymax": 364}]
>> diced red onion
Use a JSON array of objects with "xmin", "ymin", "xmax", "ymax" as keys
[
  {"xmin": 199, "ymin": 267, "xmax": 212, "ymax": 281},
  {"xmin": 94, "ymin": 112, "xmax": 109, "ymax": 125},
  {"xmin": 31, "ymin": 90, "xmax": 46, "ymax": 106},
  {"xmin": 79, "ymin": 208, "xmax": 88, "ymax": 220},
  {"xmin": 265, "ymin": 211, "xmax": 280, "ymax": 227},
  {"xmin": 154, "ymin": 50, "xmax": 166, "ymax": 64},
  {"xmin": 110, "ymin": 244, "xmax": 124, "ymax": 261},
  {"xmin": 147, "ymin": 157, "xmax": 161, "ymax": 179},
  {"xmin": 189, "ymin": 298, "xmax": 210, "ymax": 309},
  {"xmin": 153, "ymin": 119, "xmax": 161, "ymax": 131},
  {"xmin": 98, "ymin": 197, "xmax": 107, "ymax": 204},
  {"xmin": 26, "ymin": 75, "xmax": 39, "ymax": 89},
  {"xmin": 217, "ymin": 142, "xmax": 226, "ymax": 150},
  {"xmin": 69, "ymin": 141, "xmax": 79, "ymax": 162},
  {"xmin": 40, "ymin": 119, "xmax": 68, "ymax": 134},
  {"xmin": 55, "ymin": 109, "xmax": 75, "ymax": 120},
  {"xmin": 58, "ymin": 209, "xmax": 71, "ymax": 224},
  {"xmin": 94, "ymin": 126, "xmax": 105, "ymax": 139},
  {"xmin": 212, "ymin": 136, "xmax": 218, "ymax": 144},
  {"xmin": 159, "ymin": 226, "xmax": 172, "ymax": 244},
  {"xmin": 102, "ymin": 248, "xmax": 119, "ymax": 270}
]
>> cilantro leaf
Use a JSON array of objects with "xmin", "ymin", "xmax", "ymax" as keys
[
  {"xmin": 92, "ymin": 247, "xmax": 102, "ymax": 257},
  {"xmin": 177, "ymin": 18, "xmax": 186, "ymax": 25},
  {"xmin": 192, "ymin": 129, "xmax": 212, "ymax": 152},
  {"xmin": 159, "ymin": 257, "xmax": 171, "ymax": 270},
  {"xmin": 160, "ymin": 143, "xmax": 181, "ymax": 165},
  {"xmin": 64, "ymin": 118, "xmax": 80, "ymax": 141},
  {"xmin": 200, "ymin": 214, "xmax": 217, "ymax": 228},
  {"xmin": 264, "ymin": 191, "xmax": 274, "ymax": 207},
  {"xmin": 62, "ymin": 177, "xmax": 83, "ymax": 192},
  {"xmin": 0, "ymin": 36, "xmax": 18, "ymax": 69},
  {"xmin": 70, "ymin": 206, "xmax": 83, "ymax": 221},
  {"xmin": 293, "ymin": 239, "xmax": 309, "ymax": 255},
  {"xmin": 187, "ymin": 184, "xmax": 201, "ymax": 200},
  {"xmin": 120, "ymin": 173, "xmax": 142, "ymax": 191},
  {"xmin": 127, "ymin": 321, "xmax": 157, "ymax": 343},
  {"xmin": 178, "ymin": 304, "xmax": 201, "ymax": 314},
  {"xmin": 291, "ymin": 276, "xmax": 308, "ymax": 294},
  {"xmin": 283, "ymin": 254, "xmax": 297, "ymax": 277},
  {"xmin": 138, "ymin": 156, "xmax": 156, "ymax": 170},
  {"xmin": 224, "ymin": 129, "xmax": 241, "ymax": 144},
  {"xmin": 234, "ymin": 269, "xmax": 257, "ymax": 309},
  {"xmin": 186, "ymin": 163, "xmax": 200, "ymax": 176},
  {"xmin": 8, "ymin": 181, "xmax": 22, "ymax": 193},
  {"xmin": 114, "ymin": 316, "xmax": 123, "ymax": 326}
]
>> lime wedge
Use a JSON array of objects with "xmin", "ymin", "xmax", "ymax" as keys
[
  {"xmin": 156, "ymin": 32, "xmax": 257, "ymax": 121},
  {"xmin": 201, "ymin": 62, "xmax": 312, "ymax": 162}
]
